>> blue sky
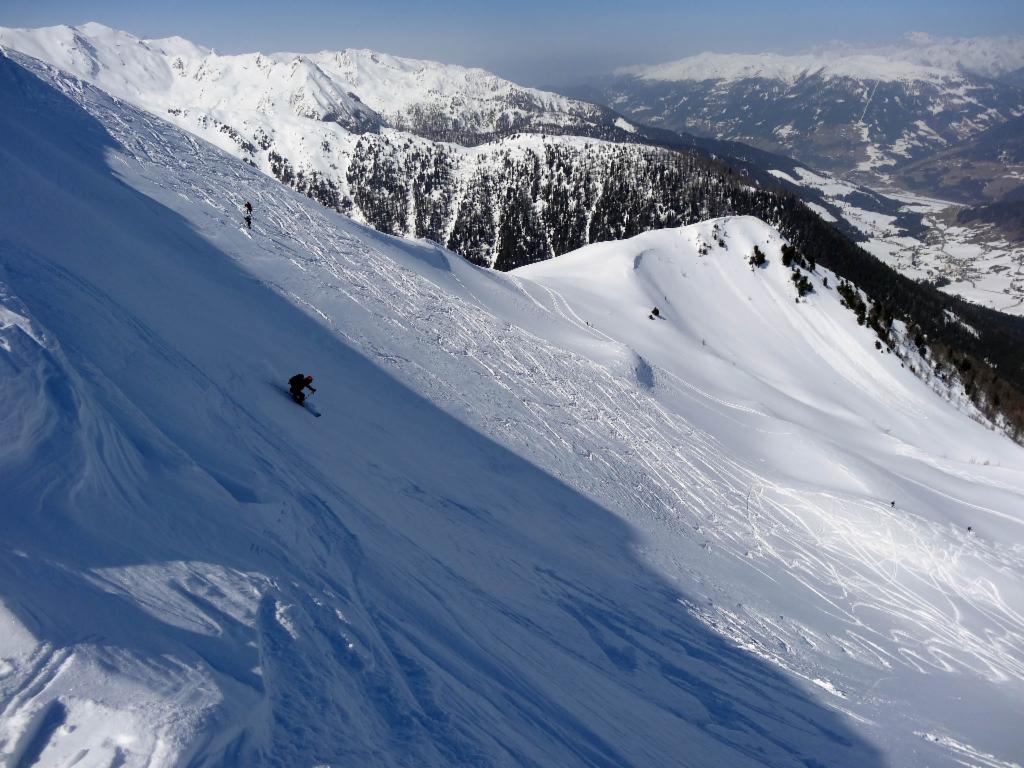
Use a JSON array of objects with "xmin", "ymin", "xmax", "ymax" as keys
[{"xmin": 2, "ymin": 0, "xmax": 1022, "ymax": 84}]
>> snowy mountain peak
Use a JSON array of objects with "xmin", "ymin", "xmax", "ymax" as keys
[
  {"xmin": 892, "ymin": 31, "xmax": 1024, "ymax": 79},
  {"xmin": 0, "ymin": 23, "xmax": 383, "ymax": 131},
  {"xmin": 311, "ymin": 46, "xmax": 586, "ymax": 116},
  {"xmin": 0, "ymin": 22, "xmax": 637, "ymax": 144},
  {"xmin": 142, "ymin": 32, "xmax": 212, "ymax": 58}
]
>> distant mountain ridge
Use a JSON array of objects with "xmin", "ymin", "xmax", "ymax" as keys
[
  {"xmin": 615, "ymin": 33, "xmax": 1024, "ymax": 83},
  {"xmin": 569, "ymin": 34, "xmax": 1024, "ymax": 192},
  {"xmin": 860, "ymin": 32, "xmax": 1024, "ymax": 81},
  {"xmin": 616, "ymin": 51, "xmax": 962, "ymax": 85}
]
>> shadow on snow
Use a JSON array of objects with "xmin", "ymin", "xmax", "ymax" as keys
[{"xmin": 0, "ymin": 54, "xmax": 884, "ymax": 768}]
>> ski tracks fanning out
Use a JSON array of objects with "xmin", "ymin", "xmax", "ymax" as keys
[{"xmin": 100, "ymin": 47, "xmax": 1022, "ymax": 707}]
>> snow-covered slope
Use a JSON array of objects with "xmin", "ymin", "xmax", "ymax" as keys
[
  {"xmin": 308, "ymin": 47, "xmax": 619, "ymax": 140},
  {"xmin": 2, "ymin": 51, "xmax": 1024, "ymax": 768},
  {"xmin": 0, "ymin": 22, "xmax": 699, "ymax": 272}
]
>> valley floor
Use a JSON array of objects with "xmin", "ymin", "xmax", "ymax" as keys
[{"xmin": 770, "ymin": 166, "xmax": 1024, "ymax": 315}]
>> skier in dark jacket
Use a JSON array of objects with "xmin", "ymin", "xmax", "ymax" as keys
[{"xmin": 288, "ymin": 373, "xmax": 316, "ymax": 403}]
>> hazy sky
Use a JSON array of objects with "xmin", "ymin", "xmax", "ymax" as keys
[{"xmin": 2, "ymin": 0, "xmax": 1022, "ymax": 85}]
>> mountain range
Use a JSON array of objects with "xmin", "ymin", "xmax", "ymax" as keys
[
  {"xmin": 0, "ymin": 25, "xmax": 972, "ymax": 268},
  {"xmin": 0, "ymin": 21, "xmax": 665, "ymax": 146},
  {"xmin": 0, "ymin": 24, "xmax": 816, "ymax": 266},
  {"xmin": 565, "ymin": 34, "xmax": 1024, "ymax": 201}
]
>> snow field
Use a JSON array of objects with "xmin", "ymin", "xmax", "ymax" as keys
[{"xmin": 0, "ymin": 51, "xmax": 1022, "ymax": 767}]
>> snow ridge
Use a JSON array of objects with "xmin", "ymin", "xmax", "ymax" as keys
[{"xmin": 0, "ymin": 22, "xmax": 623, "ymax": 141}]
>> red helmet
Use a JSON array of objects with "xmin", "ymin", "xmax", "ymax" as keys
[{"xmin": 306, "ymin": 375, "xmax": 314, "ymax": 381}]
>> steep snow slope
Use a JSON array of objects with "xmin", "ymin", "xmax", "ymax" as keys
[
  {"xmin": 0, "ymin": 21, "xmax": 381, "ymax": 132},
  {"xmin": 0, "ymin": 22, "xmax": 702, "ymax": 273},
  {"xmin": 1, "ymin": 52, "xmax": 1023, "ymax": 768},
  {"xmin": 0, "ymin": 26, "xmax": 767, "ymax": 276}
]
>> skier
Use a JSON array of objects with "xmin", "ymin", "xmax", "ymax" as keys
[
  {"xmin": 244, "ymin": 201, "xmax": 253, "ymax": 215},
  {"xmin": 288, "ymin": 373, "xmax": 316, "ymax": 403}
]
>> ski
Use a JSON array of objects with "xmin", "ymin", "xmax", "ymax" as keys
[{"xmin": 280, "ymin": 384, "xmax": 321, "ymax": 417}]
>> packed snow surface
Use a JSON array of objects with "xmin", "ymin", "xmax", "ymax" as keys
[{"xmin": 1, "ymin": 52, "xmax": 1024, "ymax": 767}]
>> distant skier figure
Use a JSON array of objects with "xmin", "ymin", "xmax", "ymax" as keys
[
  {"xmin": 244, "ymin": 201, "xmax": 253, "ymax": 215},
  {"xmin": 649, "ymin": 307, "xmax": 660, "ymax": 320},
  {"xmin": 244, "ymin": 214, "xmax": 252, "ymax": 230},
  {"xmin": 288, "ymin": 373, "xmax": 316, "ymax": 404},
  {"xmin": 890, "ymin": 500, "xmax": 896, "ymax": 508}
]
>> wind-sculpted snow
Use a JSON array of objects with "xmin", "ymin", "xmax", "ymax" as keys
[{"xmin": 1, "ymin": 53, "xmax": 1023, "ymax": 767}]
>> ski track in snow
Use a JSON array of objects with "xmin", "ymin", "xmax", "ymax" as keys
[
  {"xmin": 97, "ymin": 54, "xmax": 1024, "ymax": 730},
  {"xmin": 1, "ymin": 55, "xmax": 1023, "ymax": 767}
]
